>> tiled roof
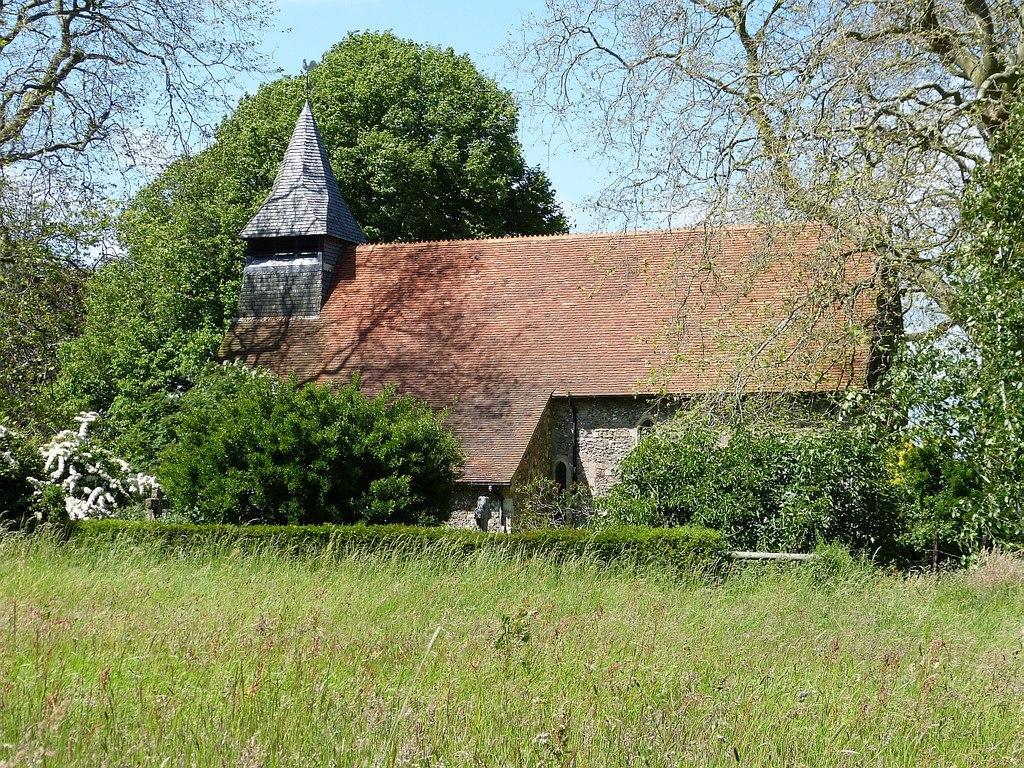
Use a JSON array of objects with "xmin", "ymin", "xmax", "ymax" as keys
[
  {"xmin": 240, "ymin": 102, "xmax": 366, "ymax": 243},
  {"xmin": 225, "ymin": 226, "xmax": 878, "ymax": 485}
]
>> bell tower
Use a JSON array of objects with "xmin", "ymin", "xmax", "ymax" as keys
[{"xmin": 237, "ymin": 102, "xmax": 365, "ymax": 318}]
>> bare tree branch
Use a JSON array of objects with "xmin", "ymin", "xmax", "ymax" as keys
[
  {"xmin": 0, "ymin": 0, "xmax": 273, "ymax": 202},
  {"xmin": 513, "ymin": 0, "xmax": 1024, "ymax": 392}
]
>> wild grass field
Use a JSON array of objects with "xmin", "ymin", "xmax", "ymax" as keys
[{"xmin": 0, "ymin": 538, "xmax": 1022, "ymax": 767}]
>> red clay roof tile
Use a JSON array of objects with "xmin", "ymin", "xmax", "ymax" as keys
[{"xmin": 225, "ymin": 225, "xmax": 877, "ymax": 485}]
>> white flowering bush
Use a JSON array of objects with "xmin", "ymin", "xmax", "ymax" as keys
[{"xmin": 38, "ymin": 412, "xmax": 160, "ymax": 521}]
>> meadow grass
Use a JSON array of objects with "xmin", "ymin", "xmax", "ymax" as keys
[{"xmin": 0, "ymin": 537, "xmax": 1022, "ymax": 767}]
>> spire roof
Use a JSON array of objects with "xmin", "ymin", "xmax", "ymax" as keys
[{"xmin": 240, "ymin": 102, "xmax": 366, "ymax": 243}]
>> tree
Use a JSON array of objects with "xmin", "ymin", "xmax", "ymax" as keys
[
  {"xmin": 59, "ymin": 31, "xmax": 568, "ymax": 463},
  {"xmin": 158, "ymin": 30, "xmax": 568, "ymax": 243},
  {"xmin": 888, "ymin": 102, "xmax": 1024, "ymax": 547},
  {"xmin": 0, "ymin": 191, "xmax": 88, "ymax": 430},
  {"xmin": 0, "ymin": 0, "xmax": 271, "ymax": 190},
  {"xmin": 516, "ymin": 0, "xmax": 1023, "ymax": 367}
]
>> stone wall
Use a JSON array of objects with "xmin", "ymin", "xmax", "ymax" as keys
[
  {"xmin": 449, "ymin": 485, "xmax": 512, "ymax": 533},
  {"xmin": 548, "ymin": 396, "xmax": 672, "ymax": 495}
]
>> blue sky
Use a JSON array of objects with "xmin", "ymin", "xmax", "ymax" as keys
[{"xmin": 246, "ymin": 0, "xmax": 601, "ymax": 230}]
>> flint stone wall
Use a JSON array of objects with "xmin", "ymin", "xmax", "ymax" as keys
[
  {"xmin": 447, "ymin": 393, "xmax": 837, "ymax": 530},
  {"xmin": 547, "ymin": 396, "xmax": 672, "ymax": 496}
]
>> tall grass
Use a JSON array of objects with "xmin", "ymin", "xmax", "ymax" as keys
[{"xmin": 0, "ymin": 535, "xmax": 1022, "ymax": 767}]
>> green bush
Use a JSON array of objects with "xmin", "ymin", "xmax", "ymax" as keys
[
  {"xmin": 66, "ymin": 519, "xmax": 727, "ymax": 571},
  {"xmin": 613, "ymin": 425, "xmax": 909, "ymax": 558},
  {"xmin": 157, "ymin": 365, "xmax": 464, "ymax": 526},
  {"xmin": 0, "ymin": 423, "xmax": 43, "ymax": 528},
  {"xmin": 890, "ymin": 439, "xmax": 983, "ymax": 564},
  {"xmin": 592, "ymin": 487, "xmax": 661, "ymax": 527}
]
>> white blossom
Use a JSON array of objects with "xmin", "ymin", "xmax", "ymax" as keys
[{"xmin": 35, "ymin": 412, "xmax": 161, "ymax": 520}]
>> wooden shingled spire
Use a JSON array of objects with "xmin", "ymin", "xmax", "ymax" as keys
[{"xmin": 240, "ymin": 102, "xmax": 365, "ymax": 244}]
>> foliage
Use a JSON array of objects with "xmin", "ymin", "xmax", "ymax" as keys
[
  {"xmin": 0, "ymin": 537, "xmax": 1021, "ymax": 765},
  {"xmin": 0, "ymin": 423, "xmax": 43, "ymax": 528},
  {"xmin": 613, "ymin": 424, "xmax": 908, "ymax": 558},
  {"xmin": 592, "ymin": 486, "xmax": 662, "ymax": 528},
  {"xmin": 37, "ymin": 412, "xmax": 159, "ymax": 521},
  {"xmin": 57, "ymin": 32, "xmax": 567, "ymax": 466},
  {"xmin": 0, "ymin": 193, "xmax": 88, "ymax": 432},
  {"xmin": 513, "ymin": 476, "xmax": 592, "ymax": 530},
  {"xmin": 66, "ymin": 519, "xmax": 726, "ymax": 571},
  {"xmin": 884, "ymin": 102, "xmax": 1024, "ymax": 550},
  {"xmin": 218, "ymin": 31, "xmax": 567, "ymax": 244},
  {"xmin": 888, "ymin": 440, "xmax": 983, "ymax": 564},
  {"xmin": 156, "ymin": 364, "xmax": 463, "ymax": 526},
  {"xmin": 55, "ymin": 146, "xmax": 251, "ymax": 463}
]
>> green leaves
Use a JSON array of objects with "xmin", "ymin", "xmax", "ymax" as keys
[
  {"xmin": 214, "ymin": 31, "xmax": 566, "ymax": 243},
  {"xmin": 66, "ymin": 519, "xmax": 727, "ymax": 571},
  {"xmin": 614, "ymin": 425, "xmax": 909, "ymax": 559},
  {"xmin": 156, "ymin": 365, "xmax": 464, "ymax": 526},
  {"xmin": 0, "ymin": 422, "xmax": 44, "ymax": 527},
  {"xmin": 0, "ymin": 196, "xmax": 88, "ymax": 432},
  {"xmin": 884, "ymin": 102, "xmax": 1024, "ymax": 549}
]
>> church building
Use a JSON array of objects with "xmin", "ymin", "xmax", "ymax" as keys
[{"xmin": 224, "ymin": 103, "xmax": 882, "ymax": 530}]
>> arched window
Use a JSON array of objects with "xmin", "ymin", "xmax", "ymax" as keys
[
  {"xmin": 554, "ymin": 459, "xmax": 569, "ymax": 492},
  {"xmin": 637, "ymin": 416, "xmax": 656, "ymax": 441}
]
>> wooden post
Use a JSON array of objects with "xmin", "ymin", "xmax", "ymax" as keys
[{"xmin": 729, "ymin": 551, "xmax": 815, "ymax": 562}]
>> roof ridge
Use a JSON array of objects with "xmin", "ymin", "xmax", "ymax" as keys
[{"xmin": 356, "ymin": 222, "xmax": 819, "ymax": 249}]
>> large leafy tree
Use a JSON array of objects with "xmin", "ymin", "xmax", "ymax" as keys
[
  {"xmin": 60, "ymin": 31, "xmax": 567, "ymax": 462},
  {"xmin": 0, "ymin": 194, "xmax": 89, "ymax": 430},
  {"xmin": 888, "ymin": 102, "xmax": 1024, "ymax": 547}
]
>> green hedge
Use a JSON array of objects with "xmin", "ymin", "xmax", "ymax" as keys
[{"xmin": 65, "ymin": 520, "xmax": 726, "ymax": 571}]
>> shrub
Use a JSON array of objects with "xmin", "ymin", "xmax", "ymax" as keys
[
  {"xmin": 66, "ymin": 519, "xmax": 727, "ymax": 571},
  {"xmin": 592, "ymin": 487, "xmax": 662, "ymax": 528},
  {"xmin": 38, "ymin": 412, "xmax": 159, "ymax": 521},
  {"xmin": 514, "ymin": 476, "xmax": 592, "ymax": 530},
  {"xmin": 890, "ymin": 439, "xmax": 983, "ymax": 565},
  {"xmin": 0, "ymin": 422, "xmax": 43, "ymax": 528},
  {"xmin": 157, "ymin": 365, "xmax": 464, "ymax": 526},
  {"xmin": 613, "ymin": 425, "xmax": 909, "ymax": 558}
]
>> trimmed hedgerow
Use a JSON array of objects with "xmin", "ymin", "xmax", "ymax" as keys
[{"xmin": 65, "ymin": 520, "xmax": 726, "ymax": 571}]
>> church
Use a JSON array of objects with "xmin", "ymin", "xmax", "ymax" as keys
[{"xmin": 224, "ymin": 103, "xmax": 882, "ymax": 530}]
